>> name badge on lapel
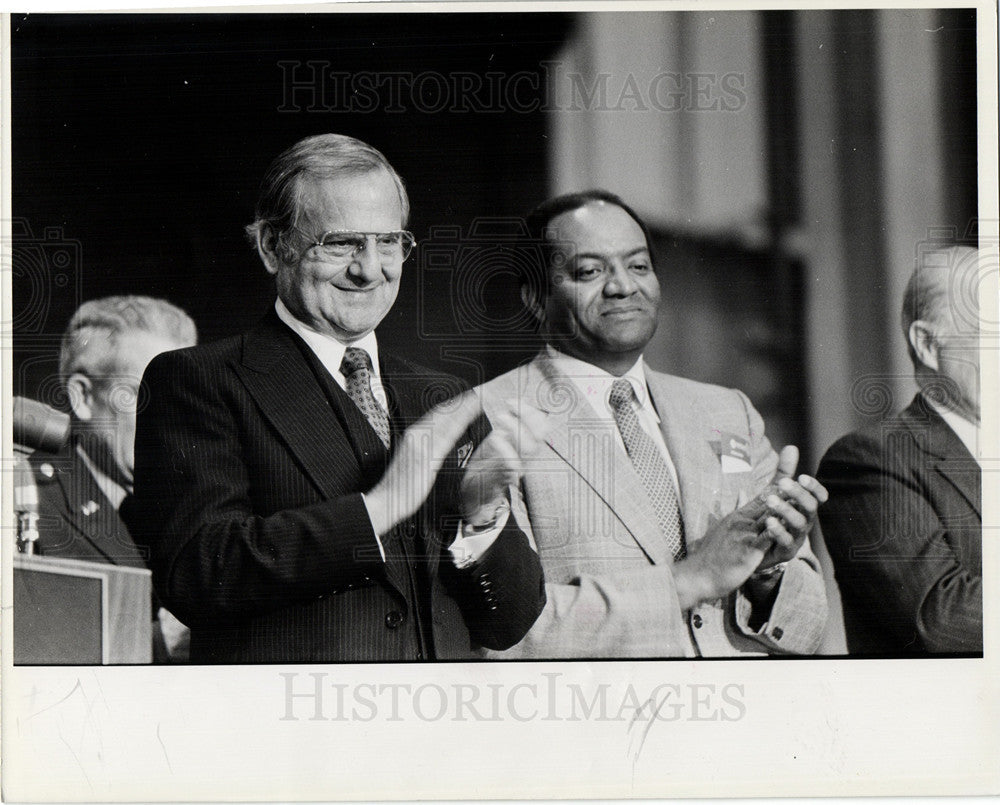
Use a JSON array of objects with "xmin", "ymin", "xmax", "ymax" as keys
[
  {"xmin": 712, "ymin": 431, "xmax": 752, "ymax": 474},
  {"xmin": 456, "ymin": 441, "xmax": 475, "ymax": 466}
]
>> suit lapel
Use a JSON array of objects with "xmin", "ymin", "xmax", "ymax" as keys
[
  {"xmin": 527, "ymin": 355, "xmax": 672, "ymax": 566},
  {"xmin": 54, "ymin": 448, "xmax": 143, "ymax": 567},
  {"xmin": 234, "ymin": 313, "xmax": 366, "ymax": 501},
  {"xmin": 901, "ymin": 396, "xmax": 981, "ymax": 517},
  {"xmin": 380, "ymin": 354, "xmax": 433, "ymax": 431}
]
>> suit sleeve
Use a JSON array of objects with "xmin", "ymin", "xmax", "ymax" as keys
[
  {"xmin": 123, "ymin": 350, "xmax": 385, "ymax": 628},
  {"xmin": 817, "ymin": 432, "xmax": 982, "ymax": 653},
  {"xmin": 432, "ymin": 412, "xmax": 546, "ymax": 651},
  {"xmin": 730, "ymin": 390, "xmax": 828, "ymax": 655},
  {"xmin": 479, "ymin": 480, "xmax": 692, "ymax": 658},
  {"xmin": 441, "ymin": 520, "xmax": 546, "ymax": 651}
]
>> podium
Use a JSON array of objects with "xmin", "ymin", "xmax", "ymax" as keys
[{"xmin": 13, "ymin": 555, "xmax": 152, "ymax": 664}]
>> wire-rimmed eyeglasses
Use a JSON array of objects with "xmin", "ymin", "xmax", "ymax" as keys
[{"xmin": 289, "ymin": 227, "xmax": 417, "ymax": 263}]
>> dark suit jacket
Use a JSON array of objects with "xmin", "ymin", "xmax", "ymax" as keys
[
  {"xmin": 817, "ymin": 394, "xmax": 982, "ymax": 655},
  {"xmin": 26, "ymin": 441, "xmax": 175, "ymax": 661},
  {"xmin": 28, "ymin": 442, "xmax": 149, "ymax": 568},
  {"xmin": 122, "ymin": 311, "xmax": 544, "ymax": 663}
]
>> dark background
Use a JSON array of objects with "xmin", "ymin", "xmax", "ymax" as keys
[
  {"xmin": 11, "ymin": 11, "xmax": 979, "ymax": 471},
  {"xmin": 12, "ymin": 13, "xmax": 573, "ymax": 397}
]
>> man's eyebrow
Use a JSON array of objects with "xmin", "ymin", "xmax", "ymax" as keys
[{"xmin": 573, "ymin": 247, "xmax": 651, "ymax": 261}]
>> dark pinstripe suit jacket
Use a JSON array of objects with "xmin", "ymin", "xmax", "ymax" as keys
[
  {"xmin": 817, "ymin": 395, "xmax": 982, "ymax": 655},
  {"xmin": 122, "ymin": 311, "xmax": 544, "ymax": 663}
]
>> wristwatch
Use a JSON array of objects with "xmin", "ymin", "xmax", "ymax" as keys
[{"xmin": 752, "ymin": 561, "xmax": 788, "ymax": 580}]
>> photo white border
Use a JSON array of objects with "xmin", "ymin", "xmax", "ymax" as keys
[{"xmin": 2, "ymin": 1, "xmax": 998, "ymax": 800}]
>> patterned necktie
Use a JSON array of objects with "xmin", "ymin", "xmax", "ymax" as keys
[
  {"xmin": 340, "ymin": 347, "xmax": 391, "ymax": 449},
  {"xmin": 609, "ymin": 378, "xmax": 686, "ymax": 561}
]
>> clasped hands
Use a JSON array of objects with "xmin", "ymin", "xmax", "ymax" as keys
[
  {"xmin": 364, "ymin": 391, "xmax": 545, "ymax": 539},
  {"xmin": 672, "ymin": 445, "xmax": 828, "ymax": 610},
  {"xmin": 363, "ymin": 390, "xmax": 827, "ymax": 611}
]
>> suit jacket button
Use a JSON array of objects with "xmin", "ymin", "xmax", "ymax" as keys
[
  {"xmin": 692, "ymin": 614, "xmax": 703, "ymax": 628},
  {"xmin": 772, "ymin": 626, "xmax": 784, "ymax": 640},
  {"xmin": 385, "ymin": 610, "xmax": 405, "ymax": 629}
]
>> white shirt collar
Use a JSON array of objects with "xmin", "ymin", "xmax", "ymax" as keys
[
  {"xmin": 543, "ymin": 344, "xmax": 656, "ymax": 420},
  {"xmin": 274, "ymin": 297, "xmax": 381, "ymax": 383},
  {"xmin": 923, "ymin": 392, "xmax": 981, "ymax": 464}
]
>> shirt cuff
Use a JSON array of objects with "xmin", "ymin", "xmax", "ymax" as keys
[
  {"xmin": 359, "ymin": 493, "xmax": 387, "ymax": 562},
  {"xmin": 448, "ymin": 509, "xmax": 510, "ymax": 569}
]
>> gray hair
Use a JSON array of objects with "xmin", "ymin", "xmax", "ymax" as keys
[
  {"xmin": 60, "ymin": 295, "xmax": 197, "ymax": 380},
  {"xmin": 244, "ymin": 133, "xmax": 409, "ymax": 261}
]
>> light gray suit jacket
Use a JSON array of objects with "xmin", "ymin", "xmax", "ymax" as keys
[{"xmin": 479, "ymin": 352, "xmax": 827, "ymax": 658}]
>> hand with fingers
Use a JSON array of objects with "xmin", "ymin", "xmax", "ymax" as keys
[
  {"xmin": 671, "ymin": 507, "xmax": 774, "ymax": 610},
  {"xmin": 364, "ymin": 390, "xmax": 490, "ymax": 538},
  {"xmin": 744, "ymin": 445, "xmax": 830, "ymax": 575},
  {"xmin": 458, "ymin": 401, "xmax": 549, "ymax": 528}
]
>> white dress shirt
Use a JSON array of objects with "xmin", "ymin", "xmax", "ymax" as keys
[
  {"xmin": 545, "ymin": 345, "xmax": 682, "ymax": 503},
  {"xmin": 275, "ymin": 298, "xmax": 388, "ymax": 411},
  {"xmin": 924, "ymin": 393, "xmax": 982, "ymax": 467},
  {"xmin": 275, "ymin": 299, "xmax": 502, "ymax": 564}
]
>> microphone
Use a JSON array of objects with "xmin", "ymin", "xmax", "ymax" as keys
[
  {"xmin": 13, "ymin": 396, "xmax": 70, "ymax": 453},
  {"xmin": 13, "ymin": 457, "xmax": 40, "ymax": 554}
]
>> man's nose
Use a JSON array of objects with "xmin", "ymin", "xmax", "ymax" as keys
[
  {"xmin": 603, "ymin": 262, "xmax": 638, "ymax": 296},
  {"xmin": 346, "ymin": 238, "xmax": 383, "ymax": 282}
]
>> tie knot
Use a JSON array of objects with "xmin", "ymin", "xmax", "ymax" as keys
[
  {"xmin": 341, "ymin": 346, "xmax": 374, "ymax": 377},
  {"xmin": 609, "ymin": 378, "xmax": 636, "ymax": 411}
]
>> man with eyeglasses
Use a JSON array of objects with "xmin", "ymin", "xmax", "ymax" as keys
[{"xmin": 123, "ymin": 134, "xmax": 545, "ymax": 663}]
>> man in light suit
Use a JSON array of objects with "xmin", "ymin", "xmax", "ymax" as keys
[
  {"xmin": 817, "ymin": 245, "xmax": 985, "ymax": 655},
  {"xmin": 476, "ymin": 190, "xmax": 829, "ymax": 658},
  {"xmin": 123, "ymin": 134, "xmax": 545, "ymax": 663}
]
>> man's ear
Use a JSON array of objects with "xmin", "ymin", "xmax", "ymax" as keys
[
  {"xmin": 66, "ymin": 373, "xmax": 95, "ymax": 421},
  {"xmin": 520, "ymin": 283, "xmax": 546, "ymax": 326},
  {"xmin": 256, "ymin": 224, "xmax": 283, "ymax": 276},
  {"xmin": 909, "ymin": 320, "xmax": 940, "ymax": 372}
]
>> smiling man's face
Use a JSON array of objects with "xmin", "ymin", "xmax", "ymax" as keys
[
  {"xmin": 541, "ymin": 201, "xmax": 660, "ymax": 375},
  {"xmin": 270, "ymin": 168, "xmax": 404, "ymax": 342}
]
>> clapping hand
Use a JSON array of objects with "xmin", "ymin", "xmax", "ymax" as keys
[
  {"xmin": 459, "ymin": 401, "xmax": 549, "ymax": 527},
  {"xmin": 742, "ymin": 445, "xmax": 828, "ymax": 571}
]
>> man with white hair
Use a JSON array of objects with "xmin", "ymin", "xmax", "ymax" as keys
[
  {"xmin": 26, "ymin": 295, "xmax": 198, "ymax": 659},
  {"xmin": 818, "ymin": 245, "xmax": 986, "ymax": 654},
  {"xmin": 123, "ymin": 134, "xmax": 545, "ymax": 663}
]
